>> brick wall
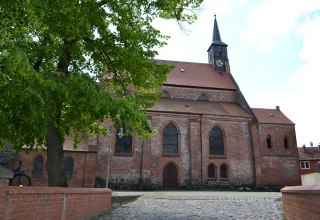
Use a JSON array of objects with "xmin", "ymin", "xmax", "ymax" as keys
[
  {"xmin": 255, "ymin": 124, "xmax": 301, "ymax": 187},
  {"xmin": 19, "ymin": 150, "xmax": 97, "ymax": 187},
  {"xmin": 0, "ymin": 179, "xmax": 111, "ymax": 220},
  {"xmin": 107, "ymin": 111, "xmax": 256, "ymax": 188},
  {"xmin": 281, "ymin": 184, "xmax": 320, "ymax": 220}
]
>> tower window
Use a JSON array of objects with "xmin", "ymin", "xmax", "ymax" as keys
[
  {"xmin": 209, "ymin": 126, "xmax": 224, "ymax": 156},
  {"xmin": 163, "ymin": 123, "xmax": 178, "ymax": 154},
  {"xmin": 267, "ymin": 135, "xmax": 272, "ymax": 148},
  {"xmin": 284, "ymin": 136, "xmax": 289, "ymax": 149}
]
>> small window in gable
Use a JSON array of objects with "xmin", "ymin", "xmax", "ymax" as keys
[
  {"xmin": 284, "ymin": 135, "xmax": 289, "ymax": 149},
  {"xmin": 267, "ymin": 135, "xmax": 272, "ymax": 148},
  {"xmin": 208, "ymin": 164, "xmax": 216, "ymax": 179},
  {"xmin": 115, "ymin": 127, "xmax": 132, "ymax": 155},
  {"xmin": 163, "ymin": 123, "xmax": 178, "ymax": 154},
  {"xmin": 198, "ymin": 94, "xmax": 210, "ymax": 101},
  {"xmin": 32, "ymin": 154, "xmax": 44, "ymax": 177},
  {"xmin": 65, "ymin": 156, "xmax": 74, "ymax": 178},
  {"xmin": 162, "ymin": 91, "xmax": 172, "ymax": 98}
]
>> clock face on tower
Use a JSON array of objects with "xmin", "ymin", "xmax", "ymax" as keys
[{"xmin": 215, "ymin": 59, "xmax": 224, "ymax": 67}]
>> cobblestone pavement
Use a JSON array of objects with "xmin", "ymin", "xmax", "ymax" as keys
[{"xmin": 97, "ymin": 191, "xmax": 284, "ymax": 220}]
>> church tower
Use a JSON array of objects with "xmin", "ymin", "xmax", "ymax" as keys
[{"xmin": 207, "ymin": 15, "xmax": 228, "ymax": 72}]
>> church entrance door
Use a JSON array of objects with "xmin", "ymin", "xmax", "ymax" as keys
[{"xmin": 163, "ymin": 163, "xmax": 178, "ymax": 189}]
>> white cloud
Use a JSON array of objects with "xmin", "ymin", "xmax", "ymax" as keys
[
  {"xmin": 247, "ymin": 13, "xmax": 320, "ymax": 146},
  {"xmin": 241, "ymin": 0, "xmax": 320, "ymax": 49}
]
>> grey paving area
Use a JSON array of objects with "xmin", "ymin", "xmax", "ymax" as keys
[{"xmin": 97, "ymin": 191, "xmax": 284, "ymax": 220}]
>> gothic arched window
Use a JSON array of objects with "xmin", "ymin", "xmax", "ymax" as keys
[
  {"xmin": 209, "ymin": 126, "xmax": 224, "ymax": 156},
  {"xmin": 208, "ymin": 164, "xmax": 216, "ymax": 179},
  {"xmin": 65, "ymin": 156, "xmax": 74, "ymax": 178},
  {"xmin": 220, "ymin": 164, "xmax": 228, "ymax": 179},
  {"xmin": 284, "ymin": 135, "xmax": 289, "ymax": 149},
  {"xmin": 267, "ymin": 135, "xmax": 272, "ymax": 148},
  {"xmin": 32, "ymin": 154, "xmax": 44, "ymax": 177},
  {"xmin": 163, "ymin": 123, "xmax": 178, "ymax": 154},
  {"xmin": 115, "ymin": 127, "xmax": 132, "ymax": 154}
]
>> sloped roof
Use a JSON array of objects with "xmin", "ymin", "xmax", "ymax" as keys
[
  {"xmin": 149, "ymin": 98, "xmax": 251, "ymax": 118},
  {"xmin": 298, "ymin": 147, "xmax": 320, "ymax": 160},
  {"xmin": 156, "ymin": 60, "xmax": 237, "ymax": 90},
  {"xmin": 251, "ymin": 108, "xmax": 294, "ymax": 125}
]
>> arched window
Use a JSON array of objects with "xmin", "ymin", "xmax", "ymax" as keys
[
  {"xmin": 267, "ymin": 135, "xmax": 272, "ymax": 148},
  {"xmin": 220, "ymin": 164, "xmax": 228, "ymax": 179},
  {"xmin": 115, "ymin": 127, "xmax": 132, "ymax": 154},
  {"xmin": 32, "ymin": 154, "xmax": 44, "ymax": 177},
  {"xmin": 209, "ymin": 126, "xmax": 224, "ymax": 155},
  {"xmin": 284, "ymin": 135, "xmax": 289, "ymax": 149},
  {"xmin": 208, "ymin": 164, "xmax": 216, "ymax": 179},
  {"xmin": 198, "ymin": 94, "xmax": 210, "ymax": 101},
  {"xmin": 64, "ymin": 156, "xmax": 74, "ymax": 178},
  {"xmin": 163, "ymin": 123, "xmax": 178, "ymax": 154},
  {"xmin": 162, "ymin": 91, "xmax": 172, "ymax": 98}
]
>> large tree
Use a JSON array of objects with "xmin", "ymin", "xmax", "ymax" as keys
[{"xmin": 0, "ymin": 0, "xmax": 202, "ymax": 186}]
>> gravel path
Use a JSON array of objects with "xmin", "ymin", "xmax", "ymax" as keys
[{"xmin": 96, "ymin": 191, "xmax": 284, "ymax": 220}]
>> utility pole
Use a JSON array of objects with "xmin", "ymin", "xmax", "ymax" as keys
[{"xmin": 105, "ymin": 125, "xmax": 112, "ymax": 188}]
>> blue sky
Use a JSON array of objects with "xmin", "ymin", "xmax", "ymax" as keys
[{"xmin": 154, "ymin": 0, "xmax": 320, "ymax": 147}]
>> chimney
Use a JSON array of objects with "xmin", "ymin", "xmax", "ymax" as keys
[
  {"xmin": 318, "ymin": 143, "xmax": 320, "ymax": 151},
  {"xmin": 276, "ymin": 106, "xmax": 280, "ymax": 111},
  {"xmin": 303, "ymin": 144, "xmax": 307, "ymax": 152}
]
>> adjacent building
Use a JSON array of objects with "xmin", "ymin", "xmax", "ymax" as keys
[{"xmin": 298, "ymin": 145, "xmax": 320, "ymax": 175}]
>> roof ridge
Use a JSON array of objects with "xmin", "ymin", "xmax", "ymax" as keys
[{"xmin": 155, "ymin": 59, "xmax": 208, "ymax": 65}]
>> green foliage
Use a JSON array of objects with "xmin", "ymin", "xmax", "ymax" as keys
[{"xmin": 0, "ymin": 0, "xmax": 203, "ymax": 151}]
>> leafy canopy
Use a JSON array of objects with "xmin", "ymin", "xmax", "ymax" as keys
[{"xmin": 0, "ymin": 0, "xmax": 203, "ymax": 150}]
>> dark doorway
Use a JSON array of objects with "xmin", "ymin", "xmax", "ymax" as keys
[{"xmin": 163, "ymin": 163, "xmax": 178, "ymax": 189}]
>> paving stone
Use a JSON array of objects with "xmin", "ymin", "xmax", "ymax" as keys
[{"xmin": 96, "ymin": 191, "xmax": 284, "ymax": 220}]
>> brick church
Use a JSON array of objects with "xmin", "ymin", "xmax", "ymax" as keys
[{"xmin": 19, "ymin": 16, "xmax": 301, "ymax": 189}]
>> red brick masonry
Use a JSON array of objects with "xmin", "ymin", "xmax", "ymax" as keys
[
  {"xmin": 0, "ymin": 179, "xmax": 112, "ymax": 220},
  {"xmin": 281, "ymin": 184, "xmax": 320, "ymax": 220}
]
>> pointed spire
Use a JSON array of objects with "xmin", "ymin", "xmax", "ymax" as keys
[{"xmin": 212, "ymin": 15, "xmax": 227, "ymax": 45}]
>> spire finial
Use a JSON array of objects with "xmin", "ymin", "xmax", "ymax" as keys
[{"xmin": 212, "ymin": 14, "xmax": 222, "ymax": 42}]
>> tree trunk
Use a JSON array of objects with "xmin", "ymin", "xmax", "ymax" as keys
[{"xmin": 45, "ymin": 123, "xmax": 68, "ymax": 187}]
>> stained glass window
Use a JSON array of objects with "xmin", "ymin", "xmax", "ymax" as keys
[
  {"xmin": 163, "ymin": 123, "xmax": 178, "ymax": 154},
  {"xmin": 209, "ymin": 126, "xmax": 224, "ymax": 155}
]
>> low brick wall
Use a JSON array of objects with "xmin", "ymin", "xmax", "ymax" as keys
[
  {"xmin": 0, "ymin": 179, "xmax": 111, "ymax": 220},
  {"xmin": 281, "ymin": 184, "xmax": 320, "ymax": 220}
]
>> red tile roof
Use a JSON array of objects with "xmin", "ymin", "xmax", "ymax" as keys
[
  {"xmin": 156, "ymin": 60, "xmax": 238, "ymax": 90},
  {"xmin": 251, "ymin": 108, "xmax": 294, "ymax": 125},
  {"xmin": 149, "ymin": 98, "xmax": 251, "ymax": 118},
  {"xmin": 298, "ymin": 147, "xmax": 320, "ymax": 160}
]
